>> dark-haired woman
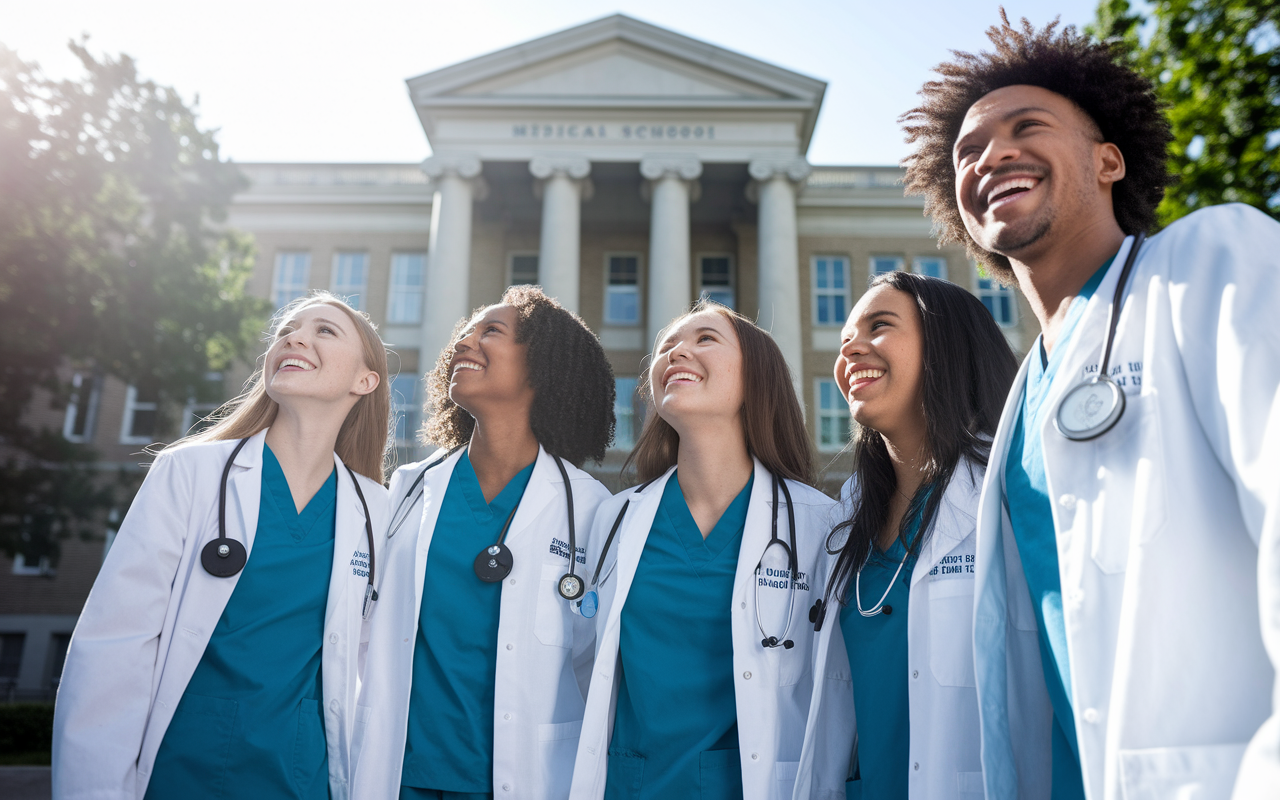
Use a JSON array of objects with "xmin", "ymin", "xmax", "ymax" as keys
[
  {"xmin": 569, "ymin": 300, "xmax": 837, "ymax": 800},
  {"xmin": 352, "ymin": 286, "xmax": 615, "ymax": 800},
  {"xmin": 792, "ymin": 272, "xmax": 1017, "ymax": 800}
]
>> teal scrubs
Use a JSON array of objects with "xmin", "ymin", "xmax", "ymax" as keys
[
  {"xmin": 1004, "ymin": 256, "xmax": 1113, "ymax": 800},
  {"xmin": 838, "ymin": 497, "xmax": 929, "ymax": 800},
  {"xmin": 147, "ymin": 445, "xmax": 336, "ymax": 800},
  {"xmin": 400, "ymin": 451, "xmax": 533, "ymax": 796},
  {"xmin": 606, "ymin": 471, "xmax": 753, "ymax": 800}
]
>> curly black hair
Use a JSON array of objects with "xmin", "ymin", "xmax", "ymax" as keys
[
  {"xmin": 421, "ymin": 285, "xmax": 616, "ymax": 467},
  {"xmin": 900, "ymin": 10, "xmax": 1172, "ymax": 280}
]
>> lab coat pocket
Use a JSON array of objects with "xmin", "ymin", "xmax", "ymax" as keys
[
  {"xmin": 604, "ymin": 749, "xmax": 646, "ymax": 800},
  {"xmin": 537, "ymin": 718, "xmax": 582, "ymax": 799},
  {"xmin": 535, "ymin": 562, "xmax": 574, "ymax": 649},
  {"xmin": 928, "ymin": 578, "xmax": 977, "ymax": 687},
  {"xmin": 699, "ymin": 748, "xmax": 745, "ymax": 800},
  {"xmin": 1090, "ymin": 396, "xmax": 1166, "ymax": 575},
  {"xmin": 775, "ymin": 760, "xmax": 799, "ymax": 800},
  {"xmin": 1117, "ymin": 742, "xmax": 1247, "ymax": 800},
  {"xmin": 292, "ymin": 698, "xmax": 328, "ymax": 796},
  {"xmin": 955, "ymin": 770, "xmax": 984, "ymax": 798}
]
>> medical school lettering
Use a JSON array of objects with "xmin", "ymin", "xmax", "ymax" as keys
[
  {"xmin": 511, "ymin": 123, "xmax": 715, "ymax": 140},
  {"xmin": 350, "ymin": 550, "xmax": 371, "ymax": 578},
  {"xmin": 928, "ymin": 553, "xmax": 975, "ymax": 578},
  {"xmin": 549, "ymin": 537, "xmax": 587, "ymax": 565},
  {"xmin": 757, "ymin": 567, "xmax": 810, "ymax": 593}
]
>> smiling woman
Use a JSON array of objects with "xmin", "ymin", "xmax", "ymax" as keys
[{"xmin": 52, "ymin": 290, "xmax": 393, "ymax": 800}]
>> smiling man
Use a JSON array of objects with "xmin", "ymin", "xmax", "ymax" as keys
[{"xmin": 897, "ymin": 12, "xmax": 1280, "ymax": 800}]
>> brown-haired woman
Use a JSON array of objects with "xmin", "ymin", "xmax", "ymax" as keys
[
  {"xmin": 353, "ymin": 285, "xmax": 616, "ymax": 800},
  {"xmin": 53, "ymin": 291, "xmax": 392, "ymax": 800},
  {"xmin": 568, "ymin": 299, "xmax": 838, "ymax": 800}
]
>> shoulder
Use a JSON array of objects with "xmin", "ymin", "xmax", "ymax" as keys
[
  {"xmin": 782, "ymin": 480, "xmax": 838, "ymax": 511},
  {"xmin": 558, "ymin": 460, "xmax": 612, "ymax": 504},
  {"xmin": 388, "ymin": 448, "xmax": 451, "ymax": 493},
  {"xmin": 940, "ymin": 457, "xmax": 985, "ymax": 521},
  {"xmin": 1143, "ymin": 203, "xmax": 1280, "ymax": 281},
  {"xmin": 351, "ymin": 470, "xmax": 389, "ymax": 501},
  {"xmin": 151, "ymin": 437, "xmax": 243, "ymax": 474}
]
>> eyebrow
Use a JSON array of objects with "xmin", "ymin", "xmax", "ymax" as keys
[
  {"xmin": 865, "ymin": 310, "xmax": 901, "ymax": 321},
  {"xmin": 312, "ymin": 316, "xmax": 348, "ymax": 334}
]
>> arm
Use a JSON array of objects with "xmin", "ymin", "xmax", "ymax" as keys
[
  {"xmin": 52, "ymin": 448, "xmax": 196, "ymax": 800},
  {"xmin": 1161, "ymin": 205, "xmax": 1280, "ymax": 795}
]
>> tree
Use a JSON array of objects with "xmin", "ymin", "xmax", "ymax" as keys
[
  {"xmin": 1090, "ymin": 0, "xmax": 1280, "ymax": 226},
  {"xmin": 0, "ymin": 41, "xmax": 270, "ymax": 561}
]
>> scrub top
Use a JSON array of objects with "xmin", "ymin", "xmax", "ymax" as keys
[
  {"xmin": 400, "ymin": 451, "xmax": 534, "ymax": 795},
  {"xmin": 838, "ymin": 495, "xmax": 929, "ymax": 800},
  {"xmin": 146, "ymin": 445, "xmax": 337, "ymax": 800},
  {"xmin": 1004, "ymin": 255, "xmax": 1114, "ymax": 800},
  {"xmin": 606, "ymin": 471, "xmax": 754, "ymax": 800}
]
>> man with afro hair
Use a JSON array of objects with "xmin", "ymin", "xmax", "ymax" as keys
[{"xmin": 899, "ymin": 11, "xmax": 1280, "ymax": 800}]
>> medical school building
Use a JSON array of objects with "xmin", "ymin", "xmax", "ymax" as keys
[{"xmin": 0, "ymin": 14, "xmax": 1036, "ymax": 699}]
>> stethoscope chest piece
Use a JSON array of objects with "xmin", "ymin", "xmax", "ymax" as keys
[
  {"xmin": 558, "ymin": 572, "xmax": 585, "ymax": 601},
  {"xmin": 1054, "ymin": 374, "xmax": 1126, "ymax": 441},
  {"xmin": 474, "ymin": 543, "xmax": 514, "ymax": 583},
  {"xmin": 201, "ymin": 537, "xmax": 247, "ymax": 578}
]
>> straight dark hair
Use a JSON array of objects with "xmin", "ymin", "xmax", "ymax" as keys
[
  {"xmin": 825, "ymin": 272, "xmax": 1017, "ymax": 606},
  {"xmin": 624, "ymin": 299, "xmax": 815, "ymax": 486}
]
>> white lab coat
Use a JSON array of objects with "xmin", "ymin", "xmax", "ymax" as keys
[
  {"xmin": 569, "ymin": 458, "xmax": 838, "ymax": 800},
  {"xmin": 351, "ymin": 445, "xmax": 610, "ymax": 800},
  {"xmin": 972, "ymin": 204, "xmax": 1280, "ymax": 800},
  {"xmin": 52, "ymin": 428, "xmax": 390, "ymax": 800},
  {"xmin": 794, "ymin": 459, "xmax": 987, "ymax": 800}
]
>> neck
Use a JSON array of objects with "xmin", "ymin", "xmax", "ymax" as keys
[
  {"xmin": 672, "ymin": 415, "xmax": 754, "ymax": 539},
  {"xmin": 1009, "ymin": 215, "xmax": 1126, "ymax": 355},
  {"xmin": 468, "ymin": 409, "xmax": 540, "ymax": 504},
  {"xmin": 879, "ymin": 427, "xmax": 928, "ymax": 550},
  {"xmin": 263, "ymin": 402, "xmax": 348, "ymax": 513}
]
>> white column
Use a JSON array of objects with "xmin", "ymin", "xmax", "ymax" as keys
[
  {"xmin": 749, "ymin": 156, "xmax": 811, "ymax": 403},
  {"xmin": 530, "ymin": 155, "xmax": 591, "ymax": 313},
  {"xmin": 640, "ymin": 155, "xmax": 702, "ymax": 349},
  {"xmin": 420, "ymin": 153, "xmax": 483, "ymax": 371}
]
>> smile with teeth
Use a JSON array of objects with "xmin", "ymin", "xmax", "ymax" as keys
[
  {"xmin": 453, "ymin": 361, "xmax": 483, "ymax": 374},
  {"xmin": 986, "ymin": 176, "xmax": 1039, "ymax": 209},
  {"xmin": 278, "ymin": 358, "xmax": 315, "ymax": 371},
  {"xmin": 665, "ymin": 372, "xmax": 702, "ymax": 387}
]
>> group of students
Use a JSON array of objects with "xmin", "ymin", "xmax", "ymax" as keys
[{"xmin": 49, "ymin": 14, "xmax": 1280, "ymax": 800}]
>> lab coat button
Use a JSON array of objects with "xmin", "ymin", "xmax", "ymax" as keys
[
  {"xmin": 502, "ymin": 784, "xmax": 511, "ymax": 792},
  {"xmin": 913, "ymin": 762, "xmax": 920, "ymax": 771},
  {"xmin": 509, "ymin": 578, "xmax": 517, "ymax": 585},
  {"xmin": 329, "ymin": 633, "xmax": 339, "ymax": 644},
  {"xmin": 330, "ymin": 699, "xmax": 340, "ymax": 712},
  {"xmin": 751, "ymin": 753, "xmax": 759, "ymax": 761},
  {"xmin": 1059, "ymin": 494, "xmax": 1077, "ymax": 509},
  {"xmin": 504, "ymin": 713, "xmax": 511, "ymax": 721},
  {"xmin": 1083, "ymin": 707, "xmax": 1100, "ymax": 723},
  {"xmin": 743, "ymin": 671, "xmax": 752, "ymax": 680},
  {"xmin": 740, "ymin": 602, "xmax": 746, "ymax": 609},
  {"xmin": 506, "ymin": 643, "xmax": 514, "ymax": 650},
  {"xmin": 912, "ymin": 669, "xmax": 919, "ymax": 679}
]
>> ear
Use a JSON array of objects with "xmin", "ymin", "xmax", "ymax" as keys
[
  {"xmin": 351, "ymin": 370, "xmax": 380, "ymax": 397},
  {"xmin": 1096, "ymin": 142, "xmax": 1126, "ymax": 187}
]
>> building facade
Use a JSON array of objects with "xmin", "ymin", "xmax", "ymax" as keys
[{"xmin": 0, "ymin": 13, "xmax": 1036, "ymax": 699}]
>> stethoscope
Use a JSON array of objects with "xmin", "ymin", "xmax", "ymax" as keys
[
  {"xmin": 203, "ymin": 437, "xmax": 379, "ymax": 619},
  {"xmin": 1053, "ymin": 232, "xmax": 1147, "ymax": 441},
  {"xmin": 579, "ymin": 472, "xmax": 800, "ymax": 651},
  {"xmin": 387, "ymin": 447, "xmax": 585, "ymax": 601}
]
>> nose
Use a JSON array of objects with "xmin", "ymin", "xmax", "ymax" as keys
[
  {"xmin": 666, "ymin": 338, "xmax": 691, "ymax": 362},
  {"xmin": 454, "ymin": 328, "xmax": 478, "ymax": 354},
  {"xmin": 974, "ymin": 133, "xmax": 1020, "ymax": 176},
  {"xmin": 282, "ymin": 327, "xmax": 309, "ymax": 348},
  {"xmin": 839, "ymin": 331, "xmax": 868, "ymax": 360}
]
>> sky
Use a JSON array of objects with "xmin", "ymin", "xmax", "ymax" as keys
[{"xmin": 5, "ymin": 0, "xmax": 1104, "ymax": 167}]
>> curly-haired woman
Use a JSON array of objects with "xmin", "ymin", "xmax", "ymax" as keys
[{"xmin": 352, "ymin": 286, "xmax": 616, "ymax": 800}]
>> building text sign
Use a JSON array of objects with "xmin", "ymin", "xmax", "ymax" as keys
[{"xmin": 511, "ymin": 123, "xmax": 716, "ymax": 141}]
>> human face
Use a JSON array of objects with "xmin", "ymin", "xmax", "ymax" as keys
[
  {"xmin": 266, "ymin": 303, "xmax": 378, "ymax": 408},
  {"xmin": 953, "ymin": 84, "xmax": 1124, "ymax": 261},
  {"xmin": 649, "ymin": 310, "xmax": 743, "ymax": 433},
  {"xmin": 834, "ymin": 285, "xmax": 926, "ymax": 439},
  {"xmin": 447, "ymin": 304, "xmax": 533, "ymax": 418}
]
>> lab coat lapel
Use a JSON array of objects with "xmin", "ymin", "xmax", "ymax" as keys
[
  {"xmin": 733, "ymin": 458, "xmax": 775, "ymax": 609},
  {"xmin": 911, "ymin": 458, "xmax": 979, "ymax": 587},
  {"xmin": 413, "ymin": 447, "xmax": 466, "ymax": 611},
  {"xmin": 328, "ymin": 452, "xmax": 362, "ymax": 634},
  {"xmin": 602, "ymin": 469, "xmax": 673, "ymax": 640},
  {"xmin": 502, "ymin": 446, "xmax": 555, "ymax": 550}
]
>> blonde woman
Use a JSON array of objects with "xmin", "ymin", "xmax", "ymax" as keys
[{"xmin": 53, "ymin": 291, "xmax": 391, "ymax": 800}]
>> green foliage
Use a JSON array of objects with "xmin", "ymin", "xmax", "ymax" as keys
[
  {"xmin": 1090, "ymin": 0, "xmax": 1280, "ymax": 226},
  {"xmin": 0, "ymin": 703, "xmax": 54, "ymax": 763},
  {"xmin": 0, "ymin": 40, "xmax": 271, "ymax": 558}
]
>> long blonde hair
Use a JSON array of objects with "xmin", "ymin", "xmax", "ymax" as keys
[{"xmin": 177, "ymin": 291, "xmax": 391, "ymax": 483}]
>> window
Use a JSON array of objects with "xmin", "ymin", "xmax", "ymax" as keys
[
  {"xmin": 974, "ymin": 262, "xmax": 1018, "ymax": 327},
  {"xmin": 870, "ymin": 255, "xmax": 904, "ymax": 279},
  {"xmin": 0, "ymin": 634, "xmax": 24, "ymax": 684},
  {"xmin": 913, "ymin": 256, "xmax": 948, "ymax": 280},
  {"xmin": 816, "ymin": 379, "xmax": 852, "ymax": 451},
  {"xmin": 331, "ymin": 252, "xmax": 369, "ymax": 311},
  {"xmin": 391, "ymin": 374, "xmax": 421, "ymax": 447},
  {"xmin": 812, "ymin": 256, "xmax": 850, "ymax": 327},
  {"xmin": 49, "ymin": 633, "xmax": 72, "ymax": 688},
  {"xmin": 273, "ymin": 252, "xmax": 311, "ymax": 308},
  {"xmin": 612, "ymin": 377, "xmax": 641, "ymax": 450},
  {"xmin": 698, "ymin": 255, "xmax": 734, "ymax": 309},
  {"xmin": 388, "ymin": 253, "xmax": 426, "ymax": 324},
  {"xmin": 182, "ymin": 373, "xmax": 223, "ymax": 437},
  {"xmin": 120, "ymin": 380, "xmax": 159, "ymax": 444},
  {"xmin": 509, "ymin": 253, "xmax": 539, "ymax": 287},
  {"xmin": 63, "ymin": 372, "xmax": 101, "ymax": 442},
  {"xmin": 605, "ymin": 255, "xmax": 641, "ymax": 326}
]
